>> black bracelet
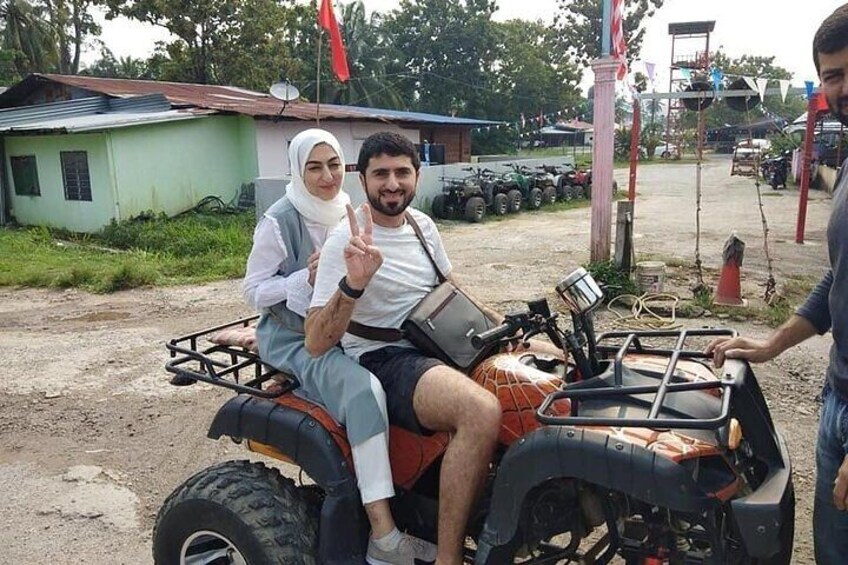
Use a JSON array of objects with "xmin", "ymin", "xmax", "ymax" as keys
[{"xmin": 338, "ymin": 276, "xmax": 364, "ymax": 299}]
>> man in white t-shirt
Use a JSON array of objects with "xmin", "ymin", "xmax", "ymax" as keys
[{"xmin": 305, "ymin": 132, "xmax": 507, "ymax": 565}]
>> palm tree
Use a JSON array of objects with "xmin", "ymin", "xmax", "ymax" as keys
[
  {"xmin": 0, "ymin": 0, "xmax": 58, "ymax": 77},
  {"xmin": 325, "ymin": 0, "xmax": 403, "ymax": 108}
]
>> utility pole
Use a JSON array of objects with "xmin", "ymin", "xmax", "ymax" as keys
[{"xmin": 589, "ymin": 0, "xmax": 617, "ymax": 262}]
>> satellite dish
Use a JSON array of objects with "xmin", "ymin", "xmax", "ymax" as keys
[{"xmin": 269, "ymin": 81, "xmax": 300, "ymax": 102}]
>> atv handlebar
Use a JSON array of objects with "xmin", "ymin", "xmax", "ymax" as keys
[{"xmin": 472, "ymin": 321, "xmax": 519, "ymax": 349}]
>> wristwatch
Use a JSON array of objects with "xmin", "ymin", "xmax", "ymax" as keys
[{"xmin": 338, "ymin": 276, "xmax": 364, "ymax": 299}]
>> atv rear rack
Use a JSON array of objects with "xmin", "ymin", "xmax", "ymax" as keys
[
  {"xmin": 165, "ymin": 316, "xmax": 295, "ymax": 399},
  {"xmin": 537, "ymin": 328, "xmax": 741, "ymax": 430}
]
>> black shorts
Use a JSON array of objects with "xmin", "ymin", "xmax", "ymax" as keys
[{"xmin": 359, "ymin": 346, "xmax": 444, "ymax": 435}]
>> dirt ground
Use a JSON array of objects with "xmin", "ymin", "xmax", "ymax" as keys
[{"xmin": 0, "ymin": 154, "xmax": 833, "ymax": 564}]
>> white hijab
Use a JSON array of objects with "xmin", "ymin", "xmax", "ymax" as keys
[{"xmin": 285, "ymin": 128, "xmax": 351, "ymax": 228}]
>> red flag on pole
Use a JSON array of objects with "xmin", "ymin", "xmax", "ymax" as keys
[
  {"xmin": 611, "ymin": 0, "xmax": 627, "ymax": 80},
  {"xmin": 318, "ymin": 0, "xmax": 350, "ymax": 82}
]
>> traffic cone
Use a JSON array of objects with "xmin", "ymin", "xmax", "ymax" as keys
[{"xmin": 714, "ymin": 234, "xmax": 746, "ymax": 306}]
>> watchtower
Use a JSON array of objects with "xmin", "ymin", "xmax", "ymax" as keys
[{"xmin": 665, "ymin": 21, "xmax": 715, "ymax": 157}]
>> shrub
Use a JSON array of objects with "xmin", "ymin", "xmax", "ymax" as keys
[{"xmin": 584, "ymin": 260, "xmax": 637, "ymax": 300}]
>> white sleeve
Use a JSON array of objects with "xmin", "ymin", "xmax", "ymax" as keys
[
  {"xmin": 310, "ymin": 227, "xmax": 349, "ymax": 309},
  {"xmin": 242, "ymin": 217, "xmax": 310, "ymax": 310}
]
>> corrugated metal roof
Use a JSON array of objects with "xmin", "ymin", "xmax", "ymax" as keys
[
  {"xmin": 5, "ymin": 74, "xmax": 501, "ymax": 126},
  {"xmin": 0, "ymin": 93, "xmax": 171, "ymax": 127},
  {"xmin": 0, "ymin": 109, "xmax": 211, "ymax": 134}
]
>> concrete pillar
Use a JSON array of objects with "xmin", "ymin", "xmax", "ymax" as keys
[{"xmin": 590, "ymin": 56, "xmax": 619, "ymax": 262}]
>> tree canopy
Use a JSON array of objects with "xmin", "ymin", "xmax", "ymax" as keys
[{"xmin": 555, "ymin": 0, "xmax": 664, "ymax": 67}]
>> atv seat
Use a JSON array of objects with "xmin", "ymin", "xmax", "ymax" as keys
[{"xmin": 271, "ymin": 393, "xmax": 450, "ymax": 490}]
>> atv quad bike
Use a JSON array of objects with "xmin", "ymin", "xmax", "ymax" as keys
[
  {"xmin": 461, "ymin": 166, "xmax": 514, "ymax": 217},
  {"xmin": 432, "ymin": 175, "xmax": 487, "ymax": 223},
  {"xmin": 156, "ymin": 269, "xmax": 794, "ymax": 565},
  {"xmin": 502, "ymin": 164, "xmax": 543, "ymax": 211}
]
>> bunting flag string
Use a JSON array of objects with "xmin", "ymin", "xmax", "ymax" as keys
[{"xmin": 469, "ymin": 108, "xmax": 585, "ymax": 134}]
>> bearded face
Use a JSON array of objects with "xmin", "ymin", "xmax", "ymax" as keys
[
  {"xmin": 819, "ymin": 45, "xmax": 848, "ymax": 126},
  {"xmin": 360, "ymin": 154, "xmax": 419, "ymax": 218}
]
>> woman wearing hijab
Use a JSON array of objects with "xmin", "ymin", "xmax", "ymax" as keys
[{"xmin": 243, "ymin": 129, "xmax": 436, "ymax": 565}]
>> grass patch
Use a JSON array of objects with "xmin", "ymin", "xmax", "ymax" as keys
[
  {"xmin": 680, "ymin": 274, "xmax": 815, "ymax": 327},
  {"xmin": 0, "ymin": 210, "xmax": 256, "ymax": 293}
]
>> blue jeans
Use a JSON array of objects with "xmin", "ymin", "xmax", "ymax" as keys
[{"xmin": 814, "ymin": 383, "xmax": 848, "ymax": 564}]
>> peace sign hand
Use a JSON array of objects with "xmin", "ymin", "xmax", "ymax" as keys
[{"xmin": 343, "ymin": 204, "xmax": 383, "ymax": 291}]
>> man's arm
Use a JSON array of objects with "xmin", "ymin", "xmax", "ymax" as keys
[
  {"xmin": 707, "ymin": 313, "xmax": 819, "ymax": 367},
  {"xmin": 707, "ymin": 269, "xmax": 831, "ymax": 367},
  {"xmin": 304, "ymin": 204, "xmax": 382, "ymax": 357},
  {"xmin": 304, "ymin": 289, "xmax": 357, "ymax": 356}
]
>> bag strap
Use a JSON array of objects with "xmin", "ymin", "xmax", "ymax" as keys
[
  {"xmin": 404, "ymin": 211, "xmax": 447, "ymax": 283},
  {"xmin": 347, "ymin": 320, "xmax": 404, "ymax": 341},
  {"xmin": 345, "ymin": 212, "xmax": 444, "ymax": 341}
]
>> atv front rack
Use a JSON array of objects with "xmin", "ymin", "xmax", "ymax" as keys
[
  {"xmin": 537, "ymin": 328, "xmax": 741, "ymax": 430},
  {"xmin": 165, "ymin": 316, "xmax": 296, "ymax": 399}
]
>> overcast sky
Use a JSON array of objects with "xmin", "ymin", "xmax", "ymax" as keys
[{"xmin": 91, "ymin": 0, "xmax": 843, "ymax": 91}]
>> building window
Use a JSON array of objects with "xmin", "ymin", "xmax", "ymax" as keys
[
  {"xmin": 10, "ymin": 155, "xmax": 40, "ymax": 196},
  {"xmin": 60, "ymin": 151, "xmax": 92, "ymax": 201}
]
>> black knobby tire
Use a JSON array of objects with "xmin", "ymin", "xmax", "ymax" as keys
[
  {"xmin": 528, "ymin": 188, "xmax": 543, "ymax": 210},
  {"xmin": 493, "ymin": 193, "xmax": 509, "ymax": 216},
  {"xmin": 432, "ymin": 194, "xmax": 449, "ymax": 219},
  {"xmin": 153, "ymin": 460, "xmax": 319, "ymax": 565},
  {"xmin": 573, "ymin": 184, "xmax": 586, "ymax": 200},
  {"xmin": 507, "ymin": 189, "xmax": 522, "ymax": 213},
  {"xmin": 464, "ymin": 196, "xmax": 486, "ymax": 222},
  {"xmin": 542, "ymin": 186, "xmax": 557, "ymax": 206},
  {"xmin": 560, "ymin": 181, "xmax": 575, "ymax": 201}
]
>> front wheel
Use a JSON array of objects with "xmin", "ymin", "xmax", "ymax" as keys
[{"xmin": 152, "ymin": 460, "xmax": 318, "ymax": 565}]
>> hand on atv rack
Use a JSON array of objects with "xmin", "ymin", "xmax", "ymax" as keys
[
  {"xmin": 537, "ymin": 328, "xmax": 744, "ymax": 430},
  {"xmin": 165, "ymin": 315, "xmax": 296, "ymax": 399}
]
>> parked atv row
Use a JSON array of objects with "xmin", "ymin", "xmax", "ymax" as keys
[{"xmin": 431, "ymin": 162, "xmax": 606, "ymax": 223}]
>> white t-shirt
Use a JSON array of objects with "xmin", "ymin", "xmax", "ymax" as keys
[{"xmin": 310, "ymin": 207, "xmax": 452, "ymax": 359}]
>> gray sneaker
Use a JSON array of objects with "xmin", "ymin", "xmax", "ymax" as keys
[{"xmin": 366, "ymin": 532, "xmax": 437, "ymax": 565}]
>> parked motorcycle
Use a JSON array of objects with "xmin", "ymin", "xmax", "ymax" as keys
[
  {"xmin": 156, "ymin": 268, "xmax": 794, "ymax": 565},
  {"xmin": 760, "ymin": 151, "xmax": 791, "ymax": 190}
]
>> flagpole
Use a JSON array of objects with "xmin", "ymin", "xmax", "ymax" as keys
[{"xmin": 316, "ymin": 23, "xmax": 322, "ymax": 126}]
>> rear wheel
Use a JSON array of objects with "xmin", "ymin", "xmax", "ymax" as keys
[
  {"xmin": 560, "ymin": 181, "xmax": 575, "ymax": 201},
  {"xmin": 431, "ymin": 194, "xmax": 449, "ymax": 219},
  {"xmin": 493, "ymin": 193, "xmax": 509, "ymax": 216},
  {"xmin": 506, "ymin": 189, "xmax": 522, "ymax": 213},
  {"xmin": 573, "ymin": 184, "xmax": 586, "ymax": 200},
  {"xmin": 542, "ymin": 186, "xmax": 557, "ymax": 206},
  {"xmin": 152, "ymin": 460, "xmax": 318, "ymax": 565},
  {"xmin": 528, "ymin": 188, "xmax": 543, "ymax": 210},
  {"xmin": 464, "ymin": 196, "xmax": 486, "ymax": 223}
]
